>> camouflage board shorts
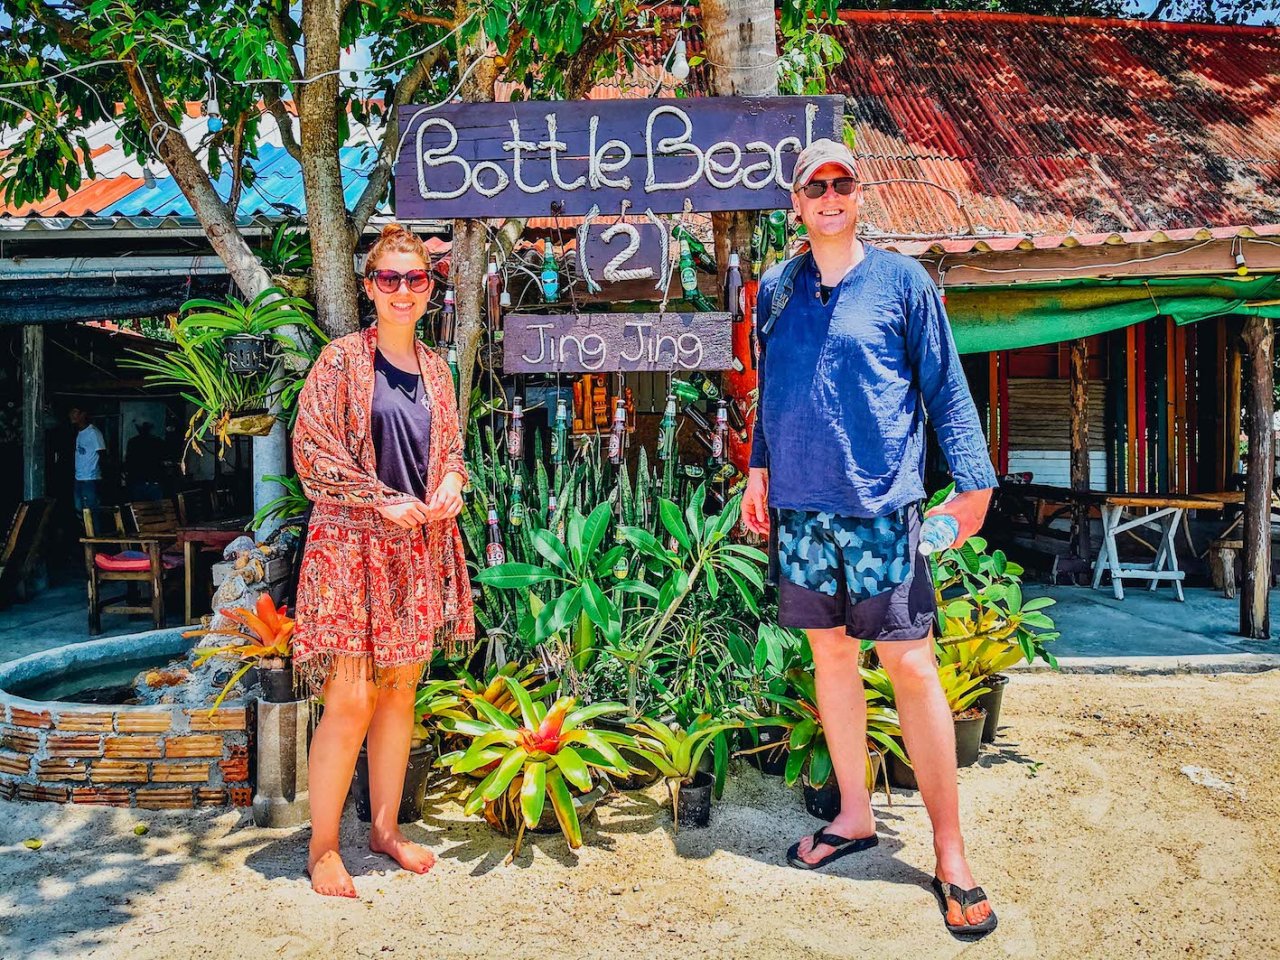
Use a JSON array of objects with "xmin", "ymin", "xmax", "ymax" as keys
[{"xmin": 771, "ymin": 504, "xmax": 937, "ymax": 642}]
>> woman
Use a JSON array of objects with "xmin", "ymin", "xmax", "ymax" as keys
[{"xmin": 292, "ymin": 223, "xmax": 474, "ymax": 898}]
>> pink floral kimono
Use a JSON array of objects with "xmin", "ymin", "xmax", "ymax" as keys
[{"xmin": 291, "ymin": 326, "xmax": 474, "ymax": 693}]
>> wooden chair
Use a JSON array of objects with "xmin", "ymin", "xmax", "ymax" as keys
[
  {"xmin": 211, "ymin": 488, "xmax": 237, "ymax": 518},
  {"xmin": 177, "ymin": 489, "xmax": 212, "ymax": 526},
  {"xmin": 127, "ymin": 499, "xmax": 181, "ymax": 538},
  {"xmin": 0, "ymin": 499, "xmax": 53, "ymax": 607},
  {"xmin": 81, "ymin": 504, "xmax": 184, "ymax": 635}
]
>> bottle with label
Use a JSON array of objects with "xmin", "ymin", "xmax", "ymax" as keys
[
  {"xmin": 446, "ymin": 345, "xmax": 459, "ymax": 391},
  {"xmin": 485, "ymin": 509, "xmax": 506, "ymax": 566},
  {"xmin": 658, "ymin": 394, "xmax": 678, "ymax": 461},
  {"xmin": 678, "ymin": 238, "xmax": 699, "ymax": 300},
  {"xmin": 918, "ymin": 514, "xmax": 961, "ymax": 556},
  {"xmin": 750, "ymin": 220, "xmax": 764, "ymax": 278},
  {"xmin": 508, "ymin": 475, "xmax": 526, "ymax": 527},
  {"xmin": 691, "ymin": 371, "xmax": 721, "ymax": 401},
  {"xmin": 709, "ymin": 400, "xmax": 728, "ymax": 467},
  {"xmin": 486, "ymin": 261, "xmax": 503, "ymax": 341},
  {"xmin": 546, "ymin": 493, "xmax": 558, "ymax": 528},
  {"xmin": 670, "ymin": 378, "xmax": 702, "ymax": 406},
  {"xmin": 608, "ymin": 396, "xmax": 627, "ymax": 465},
  {"xmin": 541, "ymin": 241, "xmax": 560, "ymax": 302},
  {"xmin": 672, "ymin": 225, "xmax": 717, "ymax": 272},
  {"xmin": 725, "ymin": 251, "xmax": 744, "ymax": 322},
  {"xmin": 507, "ymin": 395, "xmax": 524, "ymax": 461},
  {"xmin": 767, "ymin": 210, "xmax": 789, "ymax": 252},
  {"xmin": 551, "ymin": 398, "xmax": 569, "ymax": 467},
  {"xmin": 440, "ymin": 287, "xmax": 456, "ymax": 344}
]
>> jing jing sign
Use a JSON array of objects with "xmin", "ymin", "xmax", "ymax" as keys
[{"xmin": 395, "ymin": 96, "xmax": 844, "ymax": 219}]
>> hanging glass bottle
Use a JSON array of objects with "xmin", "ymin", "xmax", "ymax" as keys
[
  {"xmin": 485, "ymin": 509, "xmax": 505, "ymax": 566},
  {"xmin": 507, "ymin": 395, "xmax": 525, "ymax": 462},
  {"xmin": 508, "ymin": 475, "xmax": 526, "ymax": 527}
]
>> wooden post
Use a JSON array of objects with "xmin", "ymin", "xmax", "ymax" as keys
[
  {"xmin": 1225, "ymin": 325, "xmax": 1243, "ymax": 486},
  {"xmin": 1240, "ymin": 315, "xmax": 1273, "ymax": 639},
  {"xmin": 22, "ymin": 324, "xmax": 45, "ymax": 500},
  {"xmin": 1069, "ymin": 338, "xmax": 1092, "ymax": 564}
]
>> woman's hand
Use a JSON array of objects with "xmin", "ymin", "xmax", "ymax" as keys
[
  {"xmin": 424, "ymin": 472, "xmax": 465, "ymax": 521},
  {"xmin": 376, "ymin": 500, "xmax": 432, "ymax": 530}
]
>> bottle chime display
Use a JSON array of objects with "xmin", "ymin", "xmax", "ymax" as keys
[
  {"xmin": 486, "ymin": 261, "xmax": 504, "ymax": 341},
  {"xmin": 658, "ymin": 393, "xmax": 678, "ymax": 461},
  {"xmin": 725, "ymin": 251, "xmax": 744, "ymax": 323},
  {"xmin": 485, "ymin": 508, "xmax": 506, "ymax": 566},
  {"xmin": 608, "ymin": 396, "xmax": 627, "ymax": 465},
  {"xmin": 440, "ymin": 286, "xmax": 456, "ymax": 344},
  {"xmin": 507, "ymin": 395, "xmax": 524, "ymax": 462},
  {"xmin": 551, "ymin": 398, "xmax": 569, "ymax": 468},
  {"xmin": 508, "ymin": 475, "xmax": 526, "ymax": 527}
]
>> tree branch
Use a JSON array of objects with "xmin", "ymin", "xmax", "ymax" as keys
[
  {"xmin": 261, "ymin": 82, "xmax": 302, "ymax": 162},
  {"xmin": 227, "ymin": 111, "xmax": 248, "ymax": 214},
  {"xmin": 28, "ymin": 2, "xmax": 92, "ymax": 53},
  {"xmin": 400, "ymin": 10, "xmax": 458, "ymax": 29},
  {"xmin": 349, "ymin": 42, "xmax": 447, "ymax": 236},
  {"xmin": 267, "ymin": 11, "xmax": 304, "ymax": 80}
]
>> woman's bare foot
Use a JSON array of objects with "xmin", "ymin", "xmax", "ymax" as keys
[
  {"xmin": 307, "ymin": 848, "xmax": 357, "ymax": 898},
  {"xmin": 369, "ymin": 829, "xmax": 437, "ymax": 875},
  {"xmin": 793, "ymin": 802, "xmax": 877, "ymax": 865}
]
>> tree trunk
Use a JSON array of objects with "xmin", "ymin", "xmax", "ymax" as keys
[
  {"xmin": 1240, "ymin": 315, "xmax": 1273, "ymax": 639},
  {"xmin": 299, "ymin": 0, "xmax": 361, "ymax": 340},
  {"xmin": 22, "ymin": 325, "xmax": 45, "ymax": 501},
  {"xmin": 1069, "ymin": 338, "xmax": 1092, "ymax": 565},
  {"xmin": 452, "ymin": 19, "xmax": 500, "ymax": 430},
  {"xmin": 702, "ymin": 0, "xmax": 779, "ymax": 272}
]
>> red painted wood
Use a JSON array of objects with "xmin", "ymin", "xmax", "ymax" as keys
[{"xmin": 726, "ymin": 279, "xmax": 759, "ymax": 474}]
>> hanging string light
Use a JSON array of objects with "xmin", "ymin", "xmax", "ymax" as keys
[
  {"xmin": 1234, "ymin": 239, "xmax": 1249, "ymax": 277},
  {"xmin": 669, "ymin": 32, "xmax": 691, "ymax": 82},
  {"xmin": 204, "ymin": 74, "xmax": 222, "ymax": 134},
  {"xmin": 142, "ymin": 166, "xmax": 157, "ymax": 189}
]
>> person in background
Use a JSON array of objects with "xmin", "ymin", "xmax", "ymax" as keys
[
  {"xmin": 69, "ymin": 406, "xmax": 108, "ymax": 513},
  {"xmin": 741, "ymin": 139, "xmax": 999, "ymax": 938},
  {"xmin": 125, "ymin": 421, "xmax": 166, "ymax": 502}
]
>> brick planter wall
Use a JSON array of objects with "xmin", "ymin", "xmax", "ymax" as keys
[{"xmin": 0, "ymin": 630, "xmax": 252, "ymax": 810}]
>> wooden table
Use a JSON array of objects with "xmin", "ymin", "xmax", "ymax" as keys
[
  {"xmin": 1090, "ymin": 495, "xmax": 1224, "ymax": 602},
  {"xmin": 177, "ymin": 518, "xmax": 252, "ymax": 623}
]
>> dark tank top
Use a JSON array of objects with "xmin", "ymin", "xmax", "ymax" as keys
[{"xmin": 371, "ymin": 349, "xmax": 433, "ymax": 501}]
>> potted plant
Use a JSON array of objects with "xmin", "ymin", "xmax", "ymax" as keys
[
  {"xmin": 443, "ymin": 677, "xmax": 636, "ymax": 858},
  {"xmin": 730, "ymin": 623, "xmax": 806, "ymax": 776},
  {"xmin": 879, "ymin": 664, "xmax": 989, "ymax": 789},
  {"xmin": 624, "ymin": 714, "xmax": 742, "ymax": 831},
  {"xmin": 188, "ymin": 593, "xmax": 295, "ymax": 709},
  {"xmin": 761, "ymin": 666, "xmax": 905, "ymax": 819},
  {"xmin": 123, "ymin": 287, "xmax": 326, "ymax": 459}
]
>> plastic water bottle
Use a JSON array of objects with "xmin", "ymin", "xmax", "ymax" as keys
[{"xmin": 918, "ymin": 514, "xmax": 960, "ymax": 556}]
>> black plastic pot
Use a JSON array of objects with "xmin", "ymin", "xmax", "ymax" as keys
[
  {"xmin": 225, "ymin": 332, "xmax": 267, "ymax": 375},
  {"xmin": 887, "ymin": 751, "xmax": 916, "ymax": 790},
  {"xmin": 597, "ymin": 717, "xmax": 663, "ymax": 790},
  {"xmin": 673, "ymin": 770, "xmax": 714, "ymax": 829},
  {"xmin": 975, "ymin": 674, "xmax": 1008, "ymax": 744},
  {"xmin": 954, "ymin": 708, "xmax": 987, "ymax": 768},
  {"xmin": 258, "ymin": 666, "xmax": 294, "ymax": 704},
  {"xmin": 739, "ymin": 724, "xmax": 789, "ymax": 776},
  {"xmin": 352, "ymin": 741, "xmax": 436, "ymax": 824},
  {"xmin": 803, "ymin": 777, "xmax": 841, "ymax": 821},
  {"xmin": 529, "ymin": 778, "xmax": 610, "ymax": 834}
]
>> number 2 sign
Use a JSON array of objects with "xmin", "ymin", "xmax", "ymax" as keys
[{"xmin": 576, "ymin": 209, "xmax": 669, "ymax": 302}]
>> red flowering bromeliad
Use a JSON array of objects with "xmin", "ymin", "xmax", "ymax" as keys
[
  {"xmin": 187, "ymin": 594, "xmax": 295, "ymax": 711},
  {"xmin": 440, "ymin": 677, "xmax": 640, "ymax": 857}
]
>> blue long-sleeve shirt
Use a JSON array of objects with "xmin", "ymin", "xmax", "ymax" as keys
[{"xmin": 749, "ymin": 246, "xmax": 998, "ymax": 517}]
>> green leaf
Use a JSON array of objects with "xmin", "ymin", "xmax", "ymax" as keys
[
  {"xmin": 546, "ymin": 768, "xmax": 583, "ymax": 847},
  {"xmin": 552, "ymin": 745, "xmax": 593, "ymax": 792},
  {"xmin": 659, "ymin": 499, "xmax": 692, "ymax": 552},
  {"xmin": 521, "ymin": 761, "xmax": 547, "ymax": 828},
  {"xmin": 472, "ymin": 563, "xmax": 560, "ymax": 589},
  {"xmin": 480, "ymin": 746, "xmax": 529, "ymax": 802},
  {"xmin": 582, "ymin": 501, "xmax": 612, "ymax": 562},
  {"xmin": 530, "ymin": 527, "xmax": 572, "ymax": 572},
  {"xmin": 503, "ymin": 676, "xmax": 540, "ymax": 730},
  {"xmin": 581, "ymin": 579, "xmax": 621, "ymax": 646}
]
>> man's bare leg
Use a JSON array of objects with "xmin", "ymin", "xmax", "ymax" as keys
[
  {"xmin": 792, "ymin": 626, "xmax": 877, "ymax": 865},
  {"xmin": 876, "ymin": 637, "xmax": 992, "ymax": 928}
]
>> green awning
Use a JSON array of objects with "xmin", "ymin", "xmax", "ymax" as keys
[{"xmin": 947, "ymin": 274, "xmax": 1280, "ymax": 354}]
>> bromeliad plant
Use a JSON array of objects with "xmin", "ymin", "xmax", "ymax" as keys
[
  {"xmin": 187, "ymin": 594, "xmax": 294, "ymax": 712},
  {"xmin": 624, "ymin": 714, "xmax": 743, "ymax": 832},
  {"xmin": 443, "ymin": 678, "xmax": 636, "ymax": 857}
]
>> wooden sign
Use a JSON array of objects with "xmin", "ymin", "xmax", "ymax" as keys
[
  {"xmin": 578, "ymin": 220, "xmax": 667, "ymax": 300},
  {"xmin": 503, "ymin": 313, "xmax": 733, "ymax": 373},
  {"xmin": 395, "ymin": 96, "xmax": 843, "ymax": 219}
]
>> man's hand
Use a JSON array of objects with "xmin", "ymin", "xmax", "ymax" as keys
[
  {"xmin": 743, "ymin": 467, "xmax": 771, "ymax": 536},
  {"xmin": 377, "ymin": 500, "xmax": 432, "ymax": 530},
  {"xmin": 424, "ymin": 472, "xmax": 465, "ymax": 521},
  {"xmin": 927, "ymin": 487, "xmax": 992, "ymax": 548}
]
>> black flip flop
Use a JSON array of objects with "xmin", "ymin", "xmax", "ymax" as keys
[
  {"xmin": 931, "ymin": 876, "xmax": 998, "ymax": 938},
  {"xmin": 786, "ymin": 828, "xmax": 878, "ymax": 870}
]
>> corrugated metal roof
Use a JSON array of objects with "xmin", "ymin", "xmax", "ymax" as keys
[{"xmin": 4, "ymin": 11, "xmax": 1279, "ymax": 255}]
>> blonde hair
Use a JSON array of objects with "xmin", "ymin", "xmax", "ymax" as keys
[{"xmin": 364, "ymin": 222, "xmax": 431, "ymax": 275}]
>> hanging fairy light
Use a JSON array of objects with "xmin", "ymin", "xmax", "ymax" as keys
[
  {"xmin": 204, "ymin": 75, "xmax": 223, "ymax": 134},
  {"xmin": 1235, "ymin": 242, "xmax": 1249, "ymax": 277},
  {"xmin": 668, "ymin": 32, "xmax": 691, "ymax": 82}
]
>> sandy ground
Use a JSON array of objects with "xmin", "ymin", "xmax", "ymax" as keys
[{"xmin": 2, "ymin": 672, "xmax": 1278, "ymax": 960}]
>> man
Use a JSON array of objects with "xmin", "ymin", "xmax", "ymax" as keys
[
  {"xmin": 69, "ymin": 406, "xmax": 108, "ymax": 512},
  {"xmin": 124, "ymin": 421, "xmax": 166, "ymax": 502},
  {"xmin": 742, "ymin": 139, "xmax": 999, "ymax": 938}
]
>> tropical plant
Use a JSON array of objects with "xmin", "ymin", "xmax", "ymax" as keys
[
  {"xmin": 249, "ymin": 474, "xmax": 310, "ymax": 532},
  {"xmin": 258, "ymin": 222, "xmax": 314, "ymax": 277},
  {"xmin": 443, "ymin": 678, "xmax": 635, "ymax": 856},
  {"xmin": 624, "ymin": 714, "xmax": 743, "ymax": 831},
  {"xmin": 173, "ymin": 288, "xmax": 325, "ymax": 353},
  {"xmin": 412, "ymin": 677, "xmax": 466, "ymax": 747},
  {"xmin": 935, "ymin": 664, "xmax": 991, "ymax": 717},
  {"xmin": 726, "ymin": 621, "xmax": 807, "ymax": 717},
  {"xmin": 187, "ymin": 594, "xmax": 294, "ymax": 712},
  {"xmin": 754, "ymin": 666, "xmax": 906, "ymax": 799}
]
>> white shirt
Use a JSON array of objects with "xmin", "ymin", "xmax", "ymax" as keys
[{"xmin": 75, "ymin": 424, "xmax": 107, "ymax": 481}]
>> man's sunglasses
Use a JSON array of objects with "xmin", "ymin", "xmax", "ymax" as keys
[
  {"xmin": 800, "ymin": 177, "xmax": 858, "ymax": 200},
  {"xmin": 368, "ymin": 269, "xmax": 432, "ymax": 294}
]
